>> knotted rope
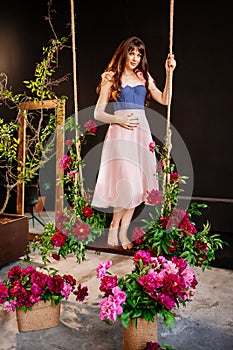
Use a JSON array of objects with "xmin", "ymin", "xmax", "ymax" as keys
[
  {"xmin": 162, "ymin": 0, "xmax": 174, "ymax": 197},
  {"xmin": 70, "ymin": 0, "xmax": 84, "ymax": 196}
]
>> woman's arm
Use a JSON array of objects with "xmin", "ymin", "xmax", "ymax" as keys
[
  {"xmin": 148, "ymin": 53, "xmax": 176, "ymax": 106},
  {"xmin": 94, "ymin": 72, "xmax": 139, "ymax": 129},
  {"xmin": 94, "ymin": 72, "xmax": 118, "ymax": 123}
]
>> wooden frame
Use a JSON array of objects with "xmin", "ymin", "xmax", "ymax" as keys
[{"xmin": 16, "ymin": 99, "xmax": 66, "ymax": 217}]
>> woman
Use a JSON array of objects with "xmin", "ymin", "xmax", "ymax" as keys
[{"xmin": 91, "ymin": 36, "xmax": 176, "ymax": 249}]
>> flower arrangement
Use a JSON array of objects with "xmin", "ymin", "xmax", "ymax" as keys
[
  {"xmin": 0, "ymin": 265, "xmax": 88, "ymax": 313},
  {"xmin": 25, "ymin": 117, "xmax": 106, "ymax": 265},
  {"xmin": 132, "ymin": 142, "xmax": 226, "ymax": 270},
  {"xmin": 96, "ymin": 250, "xmax": 198, "ymax": 329},
  {"xmin": 144, "ymin": 342, "xmax": 175, "ymax": 350}
]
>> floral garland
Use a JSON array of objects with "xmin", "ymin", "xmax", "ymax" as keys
[
  {"xmin": 26, "ymin": 117, "xmax": 106, "ymax": 265},
  {"xmin": 131, "ymin": 142, "xmax": 226, "ymax": 270}
]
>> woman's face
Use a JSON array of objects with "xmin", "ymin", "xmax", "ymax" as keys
[{"xmin": 125, "ymin": 47, "xmax": 142, "ymax": 70}]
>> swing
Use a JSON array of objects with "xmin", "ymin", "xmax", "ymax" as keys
[{"xmin": 68, "ymin": 0, "xmax": 175, "ymax": 256}]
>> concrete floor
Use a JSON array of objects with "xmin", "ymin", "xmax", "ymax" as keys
[{"xmin": 0, "ymin": 213, "xmax": 233, "ymax": 349}]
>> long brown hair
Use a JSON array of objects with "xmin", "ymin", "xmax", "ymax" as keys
[{"xmin": 97, "ymin": 36, "xmax": 151, "ymax": 106}]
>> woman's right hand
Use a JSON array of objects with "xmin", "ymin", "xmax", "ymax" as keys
[{"xmin": 117, "ymin": 113, "xmax": 139, "ymax": 130}]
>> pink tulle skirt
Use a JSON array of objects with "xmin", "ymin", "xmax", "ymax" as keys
[{"xmin": 91, "ymin": 109, "xmax": 159, "ymax": 209}]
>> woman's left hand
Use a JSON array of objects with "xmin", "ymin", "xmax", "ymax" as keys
[{"xmin": 165, "ymin": 53, "xmax": 176, "ymax": 72}]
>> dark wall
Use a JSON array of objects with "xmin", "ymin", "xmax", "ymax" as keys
[{"xmin": 1, "ymin": 1, "xmax": 232, "ymax": 265}]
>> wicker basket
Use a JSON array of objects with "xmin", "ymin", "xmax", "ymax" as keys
[
  {"xmin": 123, "ymin": 316, "xmax": 158, "ymax": 350},
  {"xmin": 16, "ymin": 301, "xmax": 60, "ymax": 332}
]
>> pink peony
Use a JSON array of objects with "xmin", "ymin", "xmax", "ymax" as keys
[
  {"xmin": 59, "ymin": 155, "xmax": 72, "ymax": 170},
  {"xmin": 132, "ymin": 227, "xmax": 145, "ymax": 244},
  {"xmin": 96, "ymin": 260, "xmax": 112, "ymax": 278},
  {"xmin": 149, "ymin": 141, "xmax": 156, "ymax": 152},
  {"xmin": 146, "ymin": 189, "xmax": 163, "ymax": 206},
  {"xmin": 84, "ymin": 119, "xmax": 97, "ymax": 133},
  {"xmin": 72, "ymin": 220, "xmax": 90, "ymax": 240}
]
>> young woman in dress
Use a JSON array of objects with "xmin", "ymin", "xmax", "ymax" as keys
[{"xmin": 91, "ymin": 36, "xmax": 176, "ymax": 249}]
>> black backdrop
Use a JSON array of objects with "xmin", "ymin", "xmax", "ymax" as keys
[{"xmin": 1, "ymin": 0, "xmax": 232, "ymax": 266}]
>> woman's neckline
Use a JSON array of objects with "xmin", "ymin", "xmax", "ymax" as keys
[{"xmin": 121, "ymin": 84, "xmax": 145, "ymax": 89}]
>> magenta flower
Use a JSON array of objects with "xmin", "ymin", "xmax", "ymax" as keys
[
  {"xmin": 0, "ymin": 280, "xmax": 9, "ymax": 302},
  {"xmin": 63, "ymin": 275, "xmax": 76, "ymax": 287},
  {"xmin": 158, "ymin": 293, "xmax": 176, "ymax": 310},
  {"xmin": 51, "ymin": 232, "xmax": 67, "ymax": 247},
  {"xmin": 7, "ymin": 266, "xmax": 22, "ymax": 280},
  {"xmin": 133, "ymin": 250, "xmax": 152, "ymax": 266},
  {"xmin": 67, "ymin": 170, "xmax": 76, "ymax": 178},
  {"xmin": 61, "ymin": 282, "xmax": 73, "ymax": 298},
  {"xmin": 146, "ymin": 189, "xmax": 163, "ymax": 206},
  {"xmin": 112, "ymin": 286, "xmax": 126, "ymax": 304},
  {"xmin": 132, "ymin": 227, "xmax": 145, "ymax": 244},
  {"xmin": 3, "ymin": 300, "xmax": 17, "ymax": 313},
  {"xmin": 59, "ymin": 155, "xmax": 72, "ymax": 170},
  {"xmin": 99, "ymin": 294, "xmax": 122, "ymax": 322},
  {"xmin": 170, "ymin": 172, "xmax": 180, "ymax": 183},
  {"xmin": 30, "ymin": 283, "xmax": 43, "ymax": 296},
  {"xmin": 96, "ymin": 260, "xmax": 112, "ymax": 278},
  {"xmin": 47, "ymin": 275, "xmax": 64, "ymax": 294},
  {"xmin": 99, "ymin": 275, "xmax": 118, "ymax": 295},
  {"xmin": 149, "ymin": 141, "xmax": 156, "ymax": 152}
]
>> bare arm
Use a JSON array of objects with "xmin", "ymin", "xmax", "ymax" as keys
[
  {"xmin": 94, "ymin": 72, "xmax": 139, "ymax": 129},
  {"xmin": 148, "ymin": 53, "xmax": 176, "ymax": 106}
]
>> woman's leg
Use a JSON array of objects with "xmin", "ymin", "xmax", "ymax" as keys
[
  {"xmin": 107, "ymin": 207, "xmax": 126, "ymax": 246},
  {"xmin": 119, "ymin": 208, "xmax": 135, "ymax": 249}
]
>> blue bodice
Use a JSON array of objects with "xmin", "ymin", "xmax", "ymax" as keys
[{"xmin": 113, "ymin": 84, "xmax": 146, "ymax": 111}]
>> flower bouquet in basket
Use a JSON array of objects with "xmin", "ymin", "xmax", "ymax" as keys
[
  {"xmin": 96, "ymin": 250, "xmax": 198, "ymax": 330},
  {"xmin": 0, "ymin": 264, "xmax": 88, "ymax": 332}
]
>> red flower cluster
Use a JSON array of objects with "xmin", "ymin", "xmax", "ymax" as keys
[
  {"xmin": 51, "ymin": 231, "xmax": 67, "ymax": 247},
  {"xmin": 160, "ymin": 208, "xmax": 197, "ymax": 235},
  {"xmin": 146, "ymin": 189, "xmax": 163, "ymax": 206},
  {"xmin": 82, "ymin": 206, "xmax": 93, "ymax": 218},
  {"xmin": 0, "ymin": 265, "xmax": 88, "ymax": 313},
  {"xmin": 170, "ymin": 172, "xmax": 180, "ymax": 183}
]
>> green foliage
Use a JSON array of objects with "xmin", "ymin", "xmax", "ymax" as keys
[{"xmin": 0, "ymin": 33, "xmax": 69, "ymax": 212}]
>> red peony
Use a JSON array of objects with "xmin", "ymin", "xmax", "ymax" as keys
[
  {"xmin": 82, "ymin": 206, "xmax": 93, "ymax": 218},
  {"xmin": 51, "ymin": 231, "xmax": 67, "ymax": 247}
]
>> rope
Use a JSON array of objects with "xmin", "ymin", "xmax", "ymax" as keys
[
  {"xmin": 165, "ymin": 0, "xmax": 174, "ymax": 159},
  {"xmin": 162, "ymin": 0, "xmax": 174, "ymax": 210},
  {"xmin": 70, "ymin": 0, "xmax": 84, "ymax": 196}
]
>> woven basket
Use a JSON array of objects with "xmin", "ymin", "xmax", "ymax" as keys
[
  {"xmin": 123, "ymin": 316, "xmax": 158, "ymax": 350},
  {"xmin": 16, "ymin": 300, "xmax": 60, "ymax": 332}
]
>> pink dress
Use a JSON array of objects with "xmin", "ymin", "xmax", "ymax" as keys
[{"xmin": 91, "ymin": 84, "xmax": 159, "ymax": 209}]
